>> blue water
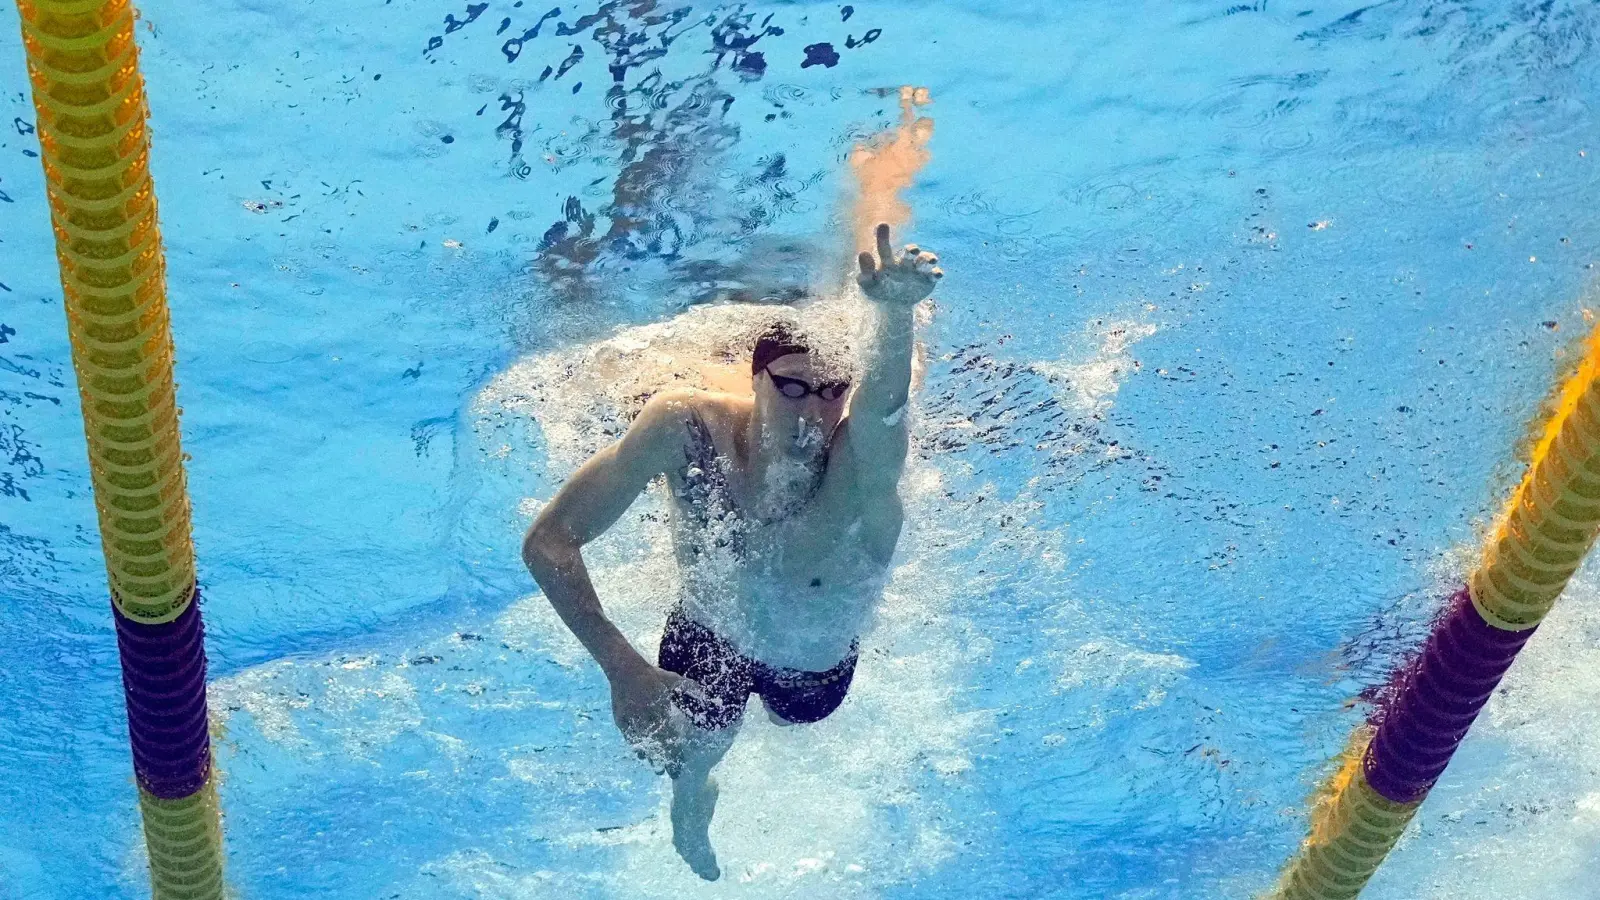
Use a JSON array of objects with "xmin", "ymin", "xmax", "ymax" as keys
[{"xmin": 5, "ymin": 0, "xmax": 1600, "ymax": 897}]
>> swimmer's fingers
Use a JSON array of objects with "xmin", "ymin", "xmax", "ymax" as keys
[
  {"xmin": 631, "ymin": 733, "xmax": 672, "ymax": 775},
  {"xmin": 876, "ymin": 222, "xmax": 895, "ymax": 266},
  {"xmin": 630, "ymin": 687, "xmax": 699, "ymax": 777},
  {"xmin": 627, "ymin": 716, "xmax": 676, "ymax": 770},
  {"xmin": 657, "ymin": 719, "xmax": 688, "ymax": 778},
  {"xmin": 668, "ymin": 676, "xmax": 712, "ymax": 707},
  {"xmin": 908, "ymin": 248, "xmax": 939, "ymax": 272},
  {"xmin": 857, "ymin": 250, "xmax": 878, "ymax": 285}
]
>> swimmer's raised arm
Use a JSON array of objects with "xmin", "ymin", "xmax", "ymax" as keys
[
  {"xmin": 843, "ymin": 223, "xmax": 942, "ymax": 488},
  {"xmin": 522, "ymin": 390, "xmax": 692, "ymax": 682}
]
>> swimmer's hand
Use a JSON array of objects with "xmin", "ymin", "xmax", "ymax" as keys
[
  {"xmin": 857, "ymin": 222, "xmax": 942, "ymax": 307},
  {"xmin": 609, "ymin": 662, "xmax": 693, "ymax": 775}
]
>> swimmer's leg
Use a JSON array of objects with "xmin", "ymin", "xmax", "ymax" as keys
[{"xmin": 668, "ymin": 710, "xmax": 738, "ymax": 881}]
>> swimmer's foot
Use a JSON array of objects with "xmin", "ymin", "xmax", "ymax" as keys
[{"xmin": 670, "ymin": 776, "xmax": 721, "ymax": 881}]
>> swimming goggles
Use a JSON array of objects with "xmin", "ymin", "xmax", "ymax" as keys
[{"xmin": 763, "ymin": 366, "xmax": 850, "ymax": 401}]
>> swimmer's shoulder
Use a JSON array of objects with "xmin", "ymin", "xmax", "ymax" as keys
[
  {"xmin": 635, "ymin": 387, "xmax": 747, "ymax": 425},
  {"xmin": 641, "ymin": 387, "xmax": 750, "ymax": 430},
  {"xmin": 630, "ymin": 389, "xmax": 749, "ymax": 459}
]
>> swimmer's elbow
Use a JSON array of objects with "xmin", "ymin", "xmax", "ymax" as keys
[
  {"xmin": 521, "ymin": 519, "xmax": 578, "ymax": 577},
  {"xmin": 519, "ymin": 527, "xmax": 548, "ymax": 574}
]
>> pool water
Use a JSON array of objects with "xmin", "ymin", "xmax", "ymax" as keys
[{"xmin": 5, "ymin": 0, "xmax": 1600, "ymax": 897}]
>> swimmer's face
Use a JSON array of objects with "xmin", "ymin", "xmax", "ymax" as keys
[{"xmin": 754, "ymin": 352, "xmax": 850, "ymax": 457}]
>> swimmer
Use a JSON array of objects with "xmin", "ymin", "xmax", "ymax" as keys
[{"xmin": 521, "ymin": 223, "xmax": 941, "ymax": 880}]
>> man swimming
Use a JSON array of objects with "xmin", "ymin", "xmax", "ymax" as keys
[{"xmin": 521, "ymin": 223, "xmax": 941, "ymax": 880}]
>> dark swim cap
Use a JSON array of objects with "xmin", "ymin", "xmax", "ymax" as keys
[{"xmin": 751, "ymin": 320, "xmax": 812, "ymax": 375}]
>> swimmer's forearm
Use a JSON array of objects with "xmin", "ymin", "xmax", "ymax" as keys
[
  {"xmin": 523, "ymin": 536, "xmax": 650, "ymax": 680},
  {"xmin": 855, "ymin": 300, "xmax": 915, "ymax": 418}
]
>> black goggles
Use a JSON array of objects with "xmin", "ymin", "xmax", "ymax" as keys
[{"xmin": 764, "ymin": 366, "xmax": 850, "ymax": 402}]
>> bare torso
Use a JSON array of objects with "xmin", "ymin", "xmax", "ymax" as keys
[{"xmin": 661, "ymin": 392, "xmax": 902, "ymax": 670}]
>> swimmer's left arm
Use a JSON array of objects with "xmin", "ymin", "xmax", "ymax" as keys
[{"xmin": 844, "ymin": 223, "xmax": 941, "ymax": 485}]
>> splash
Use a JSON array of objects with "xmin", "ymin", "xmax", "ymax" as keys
[
  {"xmin": 790, "ymin": 416, "xmax": 824, "ymax": 454},
  {"xmin": 471, "ymin": 313, "xmax": 982, "ymax": 896},
  {"xmin": 1030, "ymin": 320, "xmax": 1159, "ymax": 414},
  {"xmin": 203, "ymin": 289, "xmax": 1169, "ymax": 898},
  {"xmin": 754, "ymin": 444, "xmax": 823, "ymax": 522},
  {"xmin": 848, "ymin": 87, "xmax": 935, "ymax": 253}
]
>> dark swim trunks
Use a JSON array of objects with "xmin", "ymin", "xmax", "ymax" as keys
[{"xmin": 658, "ymin": 607, "xmax": 858, "ymax": 731}]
